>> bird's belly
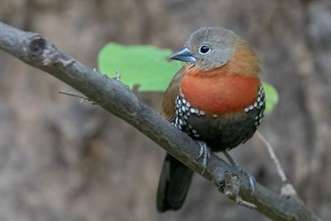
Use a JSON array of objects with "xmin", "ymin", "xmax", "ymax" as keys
[
  {"xmin": 186, "ymin": 113, "xmax": 257, "ymax": 151},
  {"xmin": 172, "ymin": 87, "xmax": 265, "ymax": 152}
]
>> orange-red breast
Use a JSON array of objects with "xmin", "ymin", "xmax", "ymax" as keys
[{"xmin": 157, "ymin": 27, "xmax": 265, "ymax": 212}]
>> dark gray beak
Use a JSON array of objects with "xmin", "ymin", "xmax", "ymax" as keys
[{"xmin": 168, "ymin": 48, "xmax": 196, "ymax": 63}]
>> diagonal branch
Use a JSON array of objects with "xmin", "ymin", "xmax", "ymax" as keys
[{"xmin": 0, "ymin": 21, "xmax": 322, "ymax": 221}]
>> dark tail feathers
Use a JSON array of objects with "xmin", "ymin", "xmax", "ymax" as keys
[{"xmin": 156, "ymin": 154, "xmax": 194, "ymax": 212}]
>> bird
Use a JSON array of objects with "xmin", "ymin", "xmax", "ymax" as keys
[{"xmin": 156, "ymin": 27, "xmax": 265, "ymax": 212}]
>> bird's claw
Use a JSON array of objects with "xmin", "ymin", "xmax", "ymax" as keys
[
  {"xmin": 223, "ymin": 151, "xmax": 256, "ymax": 195},
  {"xmin": 237, "ymin": 168, "xmax": 256, "ymax": 195},
  {"xmin": 216, "ymin": 171, "xmax": 257, "ymax": 210},
  {"xmin": 247, "ymin": 173, "xmax": 256, "ymax": 195},
  {"xmin": 195, "ymin": 141, "xmax": 210, "ymax": 173}
]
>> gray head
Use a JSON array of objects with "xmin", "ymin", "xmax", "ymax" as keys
[{"xmin": 169, "ymin": 27, "xmax": 240, "ymax": 70}]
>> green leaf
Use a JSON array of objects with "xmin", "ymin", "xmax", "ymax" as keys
[
  {"xmin": 98, "ymin": 43, "xmax": 182, "ymax": 91},
  {"xmin": 98, "ymin": 43, "xmax": 279, "ymax": 113},
  {"xmin": 263, "ymin": 82, "xmax": 279, "ymax": 113}
]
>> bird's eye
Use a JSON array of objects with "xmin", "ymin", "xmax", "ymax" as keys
[{"xmin": 199, "ymin": 45, "xmax": 210, "ymax": 55}]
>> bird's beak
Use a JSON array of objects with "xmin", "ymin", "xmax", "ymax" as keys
[{"xmin": 168, "ymin": 48, "xmax": 196, "ymax": 63}]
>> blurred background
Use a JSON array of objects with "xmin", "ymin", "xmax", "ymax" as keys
[{"xmin": 0, "ymin": 0, "xmax": 330, "ymax": 220}]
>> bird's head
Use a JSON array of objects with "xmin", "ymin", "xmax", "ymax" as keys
[
  {"xmin": 169, "ymin": 27, "xmax": 239, "ymax": 70},
  {"xmin": 168, "ymin": 27, "xmax": 262, "ymax": 115}
]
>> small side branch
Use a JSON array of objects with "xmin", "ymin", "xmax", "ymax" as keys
[
  {"xmin": 0, "ymin": 22, "xmax": 322, "ymax": 221},
  {"xmin": 59, "ymin": 90, "xmax": 97, "ymax": 105},
  {"xmin": 257, "ymin": 132, "xmax": 297, "ymax": 197}
]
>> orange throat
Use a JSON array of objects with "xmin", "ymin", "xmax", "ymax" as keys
[{"xmin": 180, "ymin": 67, "xmax": 260, "ymax": 115}]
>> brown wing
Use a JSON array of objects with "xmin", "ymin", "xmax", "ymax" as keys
[{"xmin": 162, "ymin": 67, "xmax": 185, "ymax": 121}]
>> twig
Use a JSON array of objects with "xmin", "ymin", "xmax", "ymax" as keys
[
  {"xmin": 256, "ymin": 131, "xmax": 297, "ymax": 197},
  {"xmin": 0, "ymin": 21, "xmax": 321, "ymax": 221},
  {"xmin": 59, "ymin": 90, "xmax": 97, "ymax": 105}
]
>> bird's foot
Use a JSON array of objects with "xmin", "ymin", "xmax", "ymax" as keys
[
  {"xmin": 195, "ymin": 141, "xmax": 210, "ymax": 174},
  {"xmin": 223, "ymin": 150, "xmax": 256, "ymax": 195},
  {"xmin": 242, "ymin": 171, "xmax": 256, "ymax": 195},
  {"xmin": 216, "ymin": 171, "xmax": 257, "ymax": 210}
]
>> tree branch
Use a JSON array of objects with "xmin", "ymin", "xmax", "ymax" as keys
[{"xmin": 0, "ymin": 21, "xmax": 322, "ymax": 221}]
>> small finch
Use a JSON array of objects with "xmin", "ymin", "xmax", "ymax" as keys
[{"xmin": 157, "ymin": 27, "xmax": 265, "ymax": 212}]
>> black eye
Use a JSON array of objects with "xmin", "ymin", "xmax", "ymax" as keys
[{"xmin": 199, "ymin": 45, "xmax": 210, "ymax": 54}]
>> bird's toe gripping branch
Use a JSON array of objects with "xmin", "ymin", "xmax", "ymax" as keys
[
  {"xmin": 246, "ymin": 172, "xmax": 256, "ymax": 195},
  {"xmin": 195, "ymin": 142, "xmax": 257, "ymax": 208},
  {"xmin": 195, "ymin": 141, "xmax": 210, "ymax": 173},
  {"xmin": 214, "ymin": 153, "xmax": 257, "ymax": 209},
  {"xmin": 222, "ymin": 150, "xmax": 256, "ymax": 195},
  {"xmin": 215, "ymin": 170, "xmax": 257, "ymax": 210}
]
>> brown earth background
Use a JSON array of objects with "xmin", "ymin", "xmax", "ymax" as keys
[{"xmin": 0, "ymin": 0, "xmax": 331, "ymax": 220}]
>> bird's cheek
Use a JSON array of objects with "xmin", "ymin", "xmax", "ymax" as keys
[
  {"xmin": 196, "ymin": 58, "xmax": 211, "ymax": 70},
  {"xmin": 199, "ymin": 58, "xmax": 221, "ymax": 70}
]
